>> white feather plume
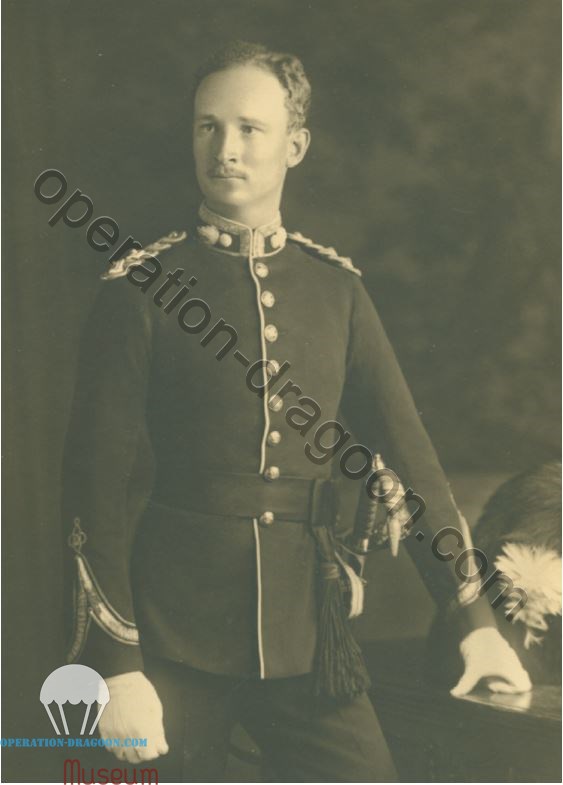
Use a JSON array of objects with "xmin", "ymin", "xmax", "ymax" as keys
[{"xmin": 494, "ymin": 542, "xmax": 562, "ymax": 648}]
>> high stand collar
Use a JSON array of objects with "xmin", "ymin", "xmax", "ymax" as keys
[{"xmin": 196, "ymin": 203, "xmax": 287, "ymax": 258}]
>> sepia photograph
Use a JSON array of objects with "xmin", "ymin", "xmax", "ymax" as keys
[{"xmin": 4, "ymin": 1, "xmax": 561, "ymax": 782}]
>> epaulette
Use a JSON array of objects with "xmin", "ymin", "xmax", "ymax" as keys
[
  {"xmin": 101, "ymin": 230, "xmax": 189, "ymax": 281},
  {"xmin": 287, "ymin": 231, "xmax": 362, "ymax": 277}
]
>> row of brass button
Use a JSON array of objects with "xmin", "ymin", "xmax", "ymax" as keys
[{"xmin": 256, "ymin": 260, "xmax": 281, "ymax": 526}]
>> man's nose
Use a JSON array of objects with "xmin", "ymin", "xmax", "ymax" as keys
[{"xmin": 214, "ymin": 127, "xmax": 240, "ymax": 163}]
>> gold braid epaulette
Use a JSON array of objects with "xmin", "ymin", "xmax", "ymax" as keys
[
  {"xmin": 101, "ymin": 230, "xmax": 189, "ymax": 281},
  {"xmin": 287, "ymin": 231, "xmax": 362, "ymax": 277}
]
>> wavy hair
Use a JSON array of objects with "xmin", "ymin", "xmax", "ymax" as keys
[{"xmin": 193, "ymin": 40, "xmax": 311, "ymax": 131}]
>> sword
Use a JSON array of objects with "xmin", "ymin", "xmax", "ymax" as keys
[{"xmin": 348, "ymin": 454, "xmax": 406, "ymax": 558}]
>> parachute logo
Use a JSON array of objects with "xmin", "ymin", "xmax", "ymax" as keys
[{"xmin": 39, "ymin": 664, "xmax": 110, "ymax": 735}]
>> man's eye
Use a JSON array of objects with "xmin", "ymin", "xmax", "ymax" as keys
[
  {"xmin": 241, "ymin": 125, "xmax": 258, "ymax": 135},
  {"xmin": 199, "ymin": 123, "xmax": 214, "ymax": 133}
]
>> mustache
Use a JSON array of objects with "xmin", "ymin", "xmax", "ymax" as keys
[{"xmin": 208, "ymin": 167, "xmax": 246, "ymax": 178}]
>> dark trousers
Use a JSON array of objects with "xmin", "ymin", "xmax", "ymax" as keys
[{"xmin": 144, "ymin": 655, "xmax": 398, "ymax": 783}]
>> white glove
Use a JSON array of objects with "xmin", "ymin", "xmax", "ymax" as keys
[
  {"xmin": 98, "ymin": 671, "xmax": 169, "ymax": 762},
  {"xmin": 450, "ymin": 626, "xmax": 532, "ymax": 697}
]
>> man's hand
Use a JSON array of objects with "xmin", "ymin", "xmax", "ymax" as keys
[
  {"xmin": 450, "ymin": 626, "xmax": 532, "ymax": 697},
  {"xmin": 98, "ymin": 671, "xmax": 169, "ymax": 763}
]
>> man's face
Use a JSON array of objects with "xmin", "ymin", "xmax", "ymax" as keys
[{"xmin": 193, "ymin": 65, "xmax": 304, "ymax": 222}]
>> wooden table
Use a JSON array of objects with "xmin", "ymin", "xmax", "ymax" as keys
[{"xmin": 365, "ymin": 639, "xmax": 561, "ymax": 782}]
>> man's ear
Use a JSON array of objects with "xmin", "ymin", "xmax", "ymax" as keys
[{"xmin": 287, "ymin": 128, "xmax": 311, "ymax": 169}]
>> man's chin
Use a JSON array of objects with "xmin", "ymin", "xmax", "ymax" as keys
[
  {"xmin": 202, "ymin": 185, "xmax": 252, "ymax": 211},
  {"xmin": 205, "ymin": 178, "xmax": 248, "ymax": 196}
]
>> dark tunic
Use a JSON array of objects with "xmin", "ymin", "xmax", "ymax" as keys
[{"xmin": 62, "ymin": 206, "xmax": 495, "ymax": 680}]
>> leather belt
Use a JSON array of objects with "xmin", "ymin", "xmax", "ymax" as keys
[{"xmin": 151, "ymin": 472, "xmax": 338, "ymax": 525}]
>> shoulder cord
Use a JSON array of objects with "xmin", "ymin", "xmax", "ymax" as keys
[
  {"xmin": 101, "ymin": 230, "xmax": 189, "ymax": 280},
  {"xmin": 287, "ymin": 231, "xmax": 362, "ymax": 276}
]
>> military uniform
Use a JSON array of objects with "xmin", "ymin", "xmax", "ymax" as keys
[{"xmin": 63, "ymin": 204, "xmax": 495, "ymax": 781}]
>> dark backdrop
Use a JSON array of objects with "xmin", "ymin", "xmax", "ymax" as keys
[{"xmin": 3, "ymin": 0, "xmax": 560, "ymax": 779}]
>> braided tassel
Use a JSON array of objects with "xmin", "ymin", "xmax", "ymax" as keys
[
  {"xmin": 310, "ymin": 484, "xmax": 371, "ymax": 702},
  {"xmin": 335, "ymin": 550, "xmax": 365, "ymax": 618}
]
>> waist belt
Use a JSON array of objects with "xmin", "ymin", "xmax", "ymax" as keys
[
  {"xmin": 153, "ymin": 471, "xmax": 369, "ymax": 700},
  {"xmin": 152, "ymin": 472, "xmax": 338, "ymax": 525}
]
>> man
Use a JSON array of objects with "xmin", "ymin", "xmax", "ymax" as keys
[{"xmin": 63, "ymin": 41, "xmax": 531, "ymax": 781}]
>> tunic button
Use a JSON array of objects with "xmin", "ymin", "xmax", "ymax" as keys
[
  {"xmin": 261, "ymin": 290, "xmax": 275, "ymax": 308},
  {"xmin": 268, "ymin": 395, "xmax": 283, "ymax": 413},
  {"xmin": 259, "ymin": 511, "xmax": 275, "ymax": 526},
  {"xmin": 254, "ymin": 262, "xmax": 269, "ymax": 278},
  {"xmin": 267, "ymin": 430, "xmax": 282, "ymax": 446},
  {"xmin": 219, "ymin": 233, "xmax": 233, "ymax": 248},
  {"xmin": 264, "ymin": 324, "xmax": 278, "ymax": 343},
  {"xmin": 266, "ymin": 359, "xmax": 280, "ymax": 378},
  {"xmin": 263, "ymin": 466, "xmax": 280, "ymax": 481}
]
